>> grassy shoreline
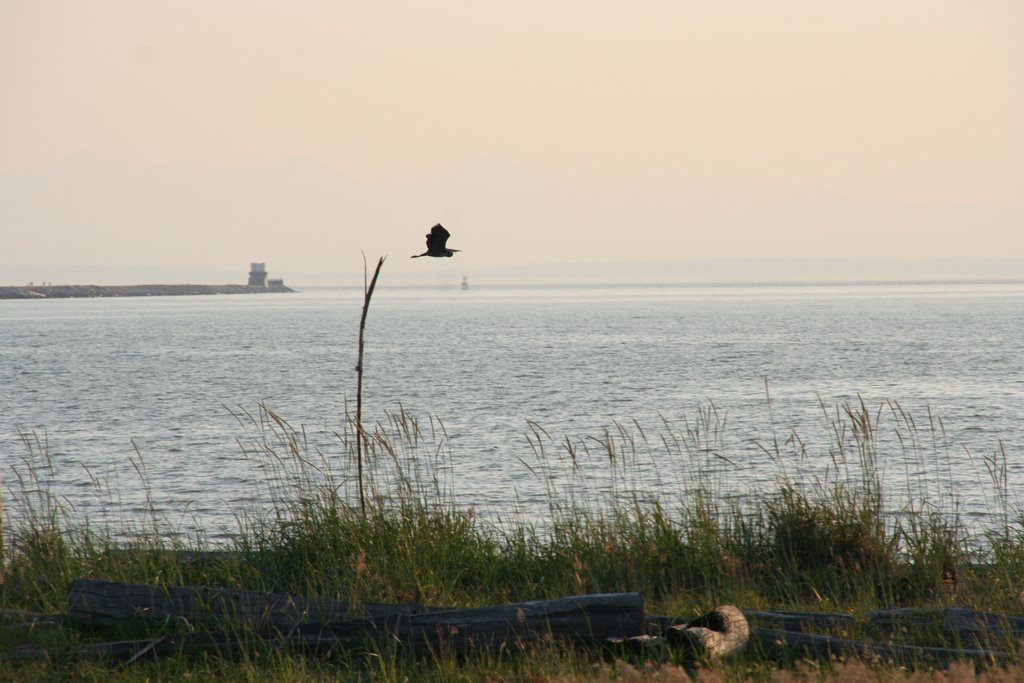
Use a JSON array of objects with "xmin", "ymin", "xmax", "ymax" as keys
[{"xmin": 3, "ymin": 400, "xmax": 1023, "ymax": 680}]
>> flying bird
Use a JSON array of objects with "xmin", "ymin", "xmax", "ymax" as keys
[{"xmin": 411, "ymin": 224, "xmax": 460, "ymax": 258}]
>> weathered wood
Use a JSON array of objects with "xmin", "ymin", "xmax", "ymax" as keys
[
  {"xmin": 746, "ymin": 607, "xmax": 1024, "ymax": 640},
  {"xmin": 309, "ymin": 592, "xmax": 645, "ymax": 652},
  {"xmin": 606, "ymin": 633, "xmax": 665, "ymax": 652},
  {"xmin": 868, "ymin": 607, "xmax": 1024, "ymax": 639},
  {"xmin": 65, "ymin": 581, "xmax": 644, "ymax": 656},
  {"xmin": 67, "ymin": 579, "xmax": 431, "ymax": 629},
  {"xmin": 20, "ymin": 592, "xmax": 1024, "ymax": 666},
  {"xmin": 59, "ymin": 582, "xmax": 1024, "ymax": 667},
  {"xmin": 753, "ymin": 627, "xmax": 1010, "ymax": 665},
  {"xmin": 744, "ymin": 609, "xmax": 856, "ymax": 632},
  {"xmin": 667, "ymin": 605, "xmax": 749, "ymax": 659},
  {"xmin": 748, "ymin": 607, "xmax": 1024, "ymax": 660},
  {"xmin": 18, "ymin": 589, "xmax": 647, "ymax": 663}
]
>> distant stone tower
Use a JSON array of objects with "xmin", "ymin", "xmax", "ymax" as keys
[{"xmin": 248, "ymin": 262, "xmax": 268, "ymax": 287}]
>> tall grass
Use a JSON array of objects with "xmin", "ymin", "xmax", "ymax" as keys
[{"xmin": 3, "ymin": 398, "xmax": 1024, "ymax": 679}]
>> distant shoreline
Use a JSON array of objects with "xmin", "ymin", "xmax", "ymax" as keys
[{"xmin": 0, "ymin": 283, "xmax": 295, "ymax": 300}]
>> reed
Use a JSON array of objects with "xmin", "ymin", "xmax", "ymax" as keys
[{"xmin": 2, "ymin": 398, "xmax": 1023, "ymax": 680}]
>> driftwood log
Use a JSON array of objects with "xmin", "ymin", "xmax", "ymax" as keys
[
  {"xmin": 747, "ymin": 607, "xmax": 1024, "ymax": 640},
  {"xmin": 67, "ymin": 579, "xmax": 431, "ymax": 629},
  {"xmin": 744, "ymin": 609, "xmax": 855, "ymax": 632},
  {"xmin": 668, "ymin": 605, "xmax": 750, "ymax": 659},
  {"xmin": 66, "ymin": 580, "xmax": 644, "ymax": 654},
  {"xmin": 752, "ymin": 627, "xmax": 1009, "ymax": 665},
  {"xmin": 745, "ymin": 608, "xmax": 1017, "ymax": 665},
  {"xmin": 14, "ymin": 579, "xmax": 1019, "ymax": 666},
  {"xmin": 868, "ymin": 607, "xmax": 1024, "ymax": 640},
  {"xmin": 68, "ymin": 578, "xmax": 336, "ymax": 628},
  {"xmin": 308, "ymin": 591, "xmax": 646, "ymax": 652}
]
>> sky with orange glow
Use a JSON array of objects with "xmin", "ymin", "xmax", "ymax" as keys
[{"xmin": 2, "ymin": 2, "xmax": 1022, "ymax": 285}]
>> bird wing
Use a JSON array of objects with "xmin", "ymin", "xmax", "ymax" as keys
[{"xmin": 425, "ymin": 224, "xmax": 450, "ymax": 251}]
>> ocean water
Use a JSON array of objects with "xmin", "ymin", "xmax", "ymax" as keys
[{"xmin": 2, "ymin": 280, "xmax": 1023, "ymax": 544}]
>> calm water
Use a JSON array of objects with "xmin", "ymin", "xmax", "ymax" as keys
[{"xmin": 3, "ymin": 281, "xmax": 1023, "ymax": 543}]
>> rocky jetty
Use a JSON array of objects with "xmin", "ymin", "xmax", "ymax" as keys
[{"xmin": 0, "ymin": 283, "xmax": 295, "ymax": 300}]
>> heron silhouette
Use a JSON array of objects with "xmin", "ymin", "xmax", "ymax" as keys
[{"xmin": 411, "ymin": 224, "xmax": 460, "ymax": 258}]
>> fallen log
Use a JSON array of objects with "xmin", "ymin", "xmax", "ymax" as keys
[
  {"xmin": 753, "ymin": 627, "xmax": 1010, "ymax": 665},
  {"xmin": 745, "ymin": 607, "xmax": 1024, "ymax": 641},
  {"xmin": 747, "ymin": 607, "xmax": 1024, "ymax": 662},
  {"xmin": 747, "ymin": 607, "xmax": 1024, "ymax": 651},
  {"xmin": 67, "ymin": 579, "xmax": 433, "ymax": 629},
  {"xmin": 63, "ymin": 581, "xmax": 644, "ymax": 658},
  {"xmin": 868, "ymin": 607, "xmax": 1024, "ymax": 640},
  {"xmin": 307, "ymin": 592, "xmax": 645, "ymax": 652},
  {"xmin": 744, "ymin": 609, "xmax": 855, "ymax": 632},
  {"xmin": 667, "ymin": 605, "xmax": 750, "ymax": 659}
]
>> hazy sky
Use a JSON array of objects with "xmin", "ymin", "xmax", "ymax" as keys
[{"xmin": 2, "ymin": 1, "xmax": 1022, "ymax": 284}]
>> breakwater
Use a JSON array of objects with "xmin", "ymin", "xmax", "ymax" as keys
[{"xmin": 0, "ymin": 283, "xmax": 295, "ymax": 299}]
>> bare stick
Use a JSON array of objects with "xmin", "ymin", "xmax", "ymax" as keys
[{"xmin": 356, "ymin": 255, "xmax": 386, "ymax": 515}]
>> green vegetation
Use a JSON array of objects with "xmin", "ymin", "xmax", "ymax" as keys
[{"xmin": 2, "ymin": 399, "xmax": 1024, "ymax": 681}]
